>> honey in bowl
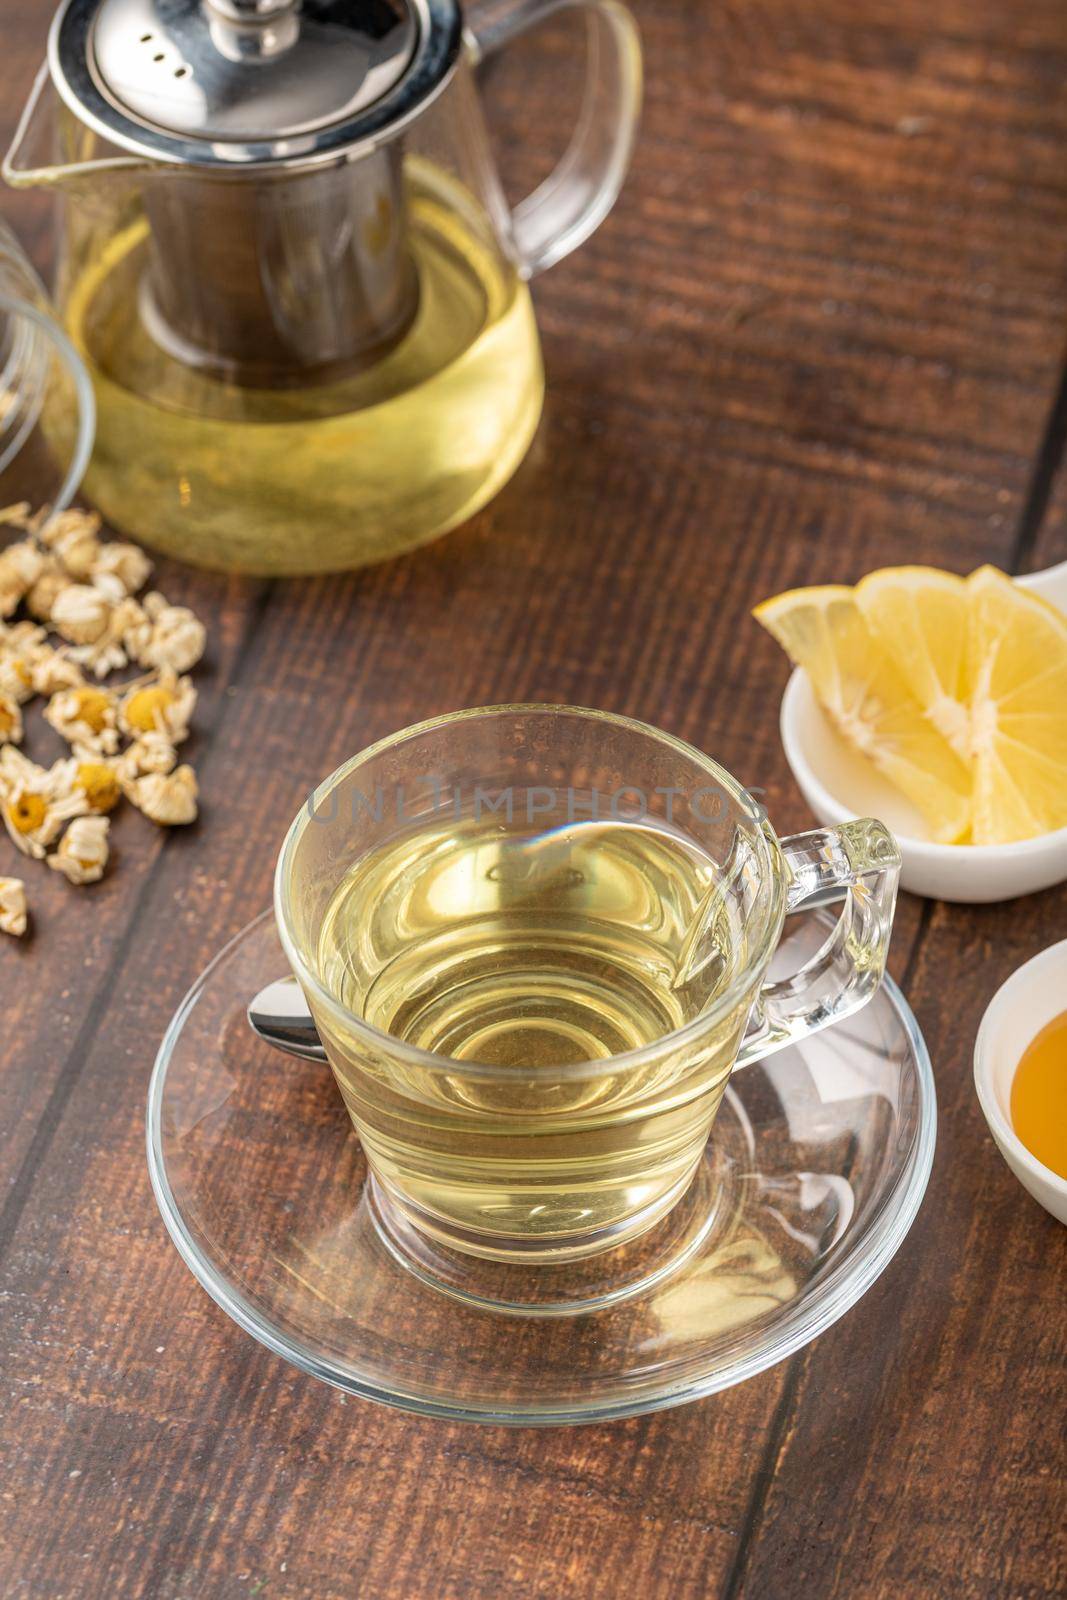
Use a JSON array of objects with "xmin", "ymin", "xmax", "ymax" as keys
[{"xmin": 1010, "ymin": 1012, "xmax": 1067, "ymax": 1180}]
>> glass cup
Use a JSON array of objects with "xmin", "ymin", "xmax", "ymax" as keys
[
  {"xmin": 0, "ymin": 219, "xmax": 94, "ymax": 519},
  {"xmin": 275, "ymin": 705, "xmax": 901, "ymax": 1268}
]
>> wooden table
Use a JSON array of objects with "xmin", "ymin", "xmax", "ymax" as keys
[{"xmin": 2, "ymin": 1, "xmax": 1065, "ymax": 1594}]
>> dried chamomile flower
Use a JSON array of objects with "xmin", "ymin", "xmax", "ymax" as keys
[
  {"xmin": 116, "ymin": 732, "xmax": 177, "ymax": 787},
  {"xmin": 0, "ymin": 690, "xmax": 24, "ymax": 744},
  {"xmin": 116, "ymin": 597, "xmax": 150, "ymax": 648},
  {"xmin": 29, "ymin": 646, "xmax": 84, "ymax": 697},
  {"xmin": 24, "ymin": 556, "xmax": 68, "ymax": 623},
  {"xmin": 48, "ymin": 814, "xmax": 110, "ymax": 885},
  {"xmin": 133, "ymin": 592, "xmax": 207, "ymax": 674},
  {"xmin": 119, "ymin": 669, "xmax": 196, "ymax": 745},
  {"xmin": 0, "ymin": 540, "xmax": 47, "ymax": 618},
  {"xmin": 50, "ymin": 583, "xmax": 112, "ymax": 646},
  {"xmin": 129, "ymin": 763, "xmax": 198, "ymax": 826},
  {"xmin": 0, "ymin": 502, "xmax": 32, "ymax": 531},
  {"xmin": 80, "ymin": 638, "xmax": 131, "ymax": 679},
  {"xmin": 90, "ymin": 571, "xmax": 128, "ymax": 606},
  {"xmin": 68, "ymin": 597, "xmax": 147, "ymax": 678},
  {"xmin": 68, "ymin": 754, "xmax": 123, "ymax": 814},
  {"xmin": 2, "ymin": 619, "xmax": 46, "ymax": 651},
  {"xmin": 0, "ymin": 645, "xmax": 36, "ymax": 704},
  {"xmin": 42, "ymin": 508, "xmax": 102, "ymax": 579},
  {"xmin": 39, "ymin": 505, "xmax": 100, "ymax": 539},
  {"xmin": 91, "ymin": 541, "xmax": 152, "ymax": 596},
  {"xmin": 44, "ymin": 684, "xmax": 120, "ymax": 754},
  {"xmin": 2, "ymin": 540, "xmax": 47, "ymax": 586},
  {"xmin": 113, "ymin": 597, "xmax": 151, "ymax": 660},
  {"xmin": 0, "ymin": 875, "xmax": 28, "ymax": 937},
  {"xmin": 0, "ymin": 749, "xmax": 87, "ymax": 859},
  {"xmin": 0, "ymin": 741, "xmax": 30, "ymax": 789},
  {"xmin": 0, "ymin": 622, "xmax": 46, "ymax": 699}
]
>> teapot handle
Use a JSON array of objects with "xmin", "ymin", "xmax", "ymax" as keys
[{"xmin": 466, "ymin": 0, "xmax": 642, "ymax": 277}]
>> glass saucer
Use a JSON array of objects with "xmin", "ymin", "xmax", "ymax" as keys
[{"xmin": 146, "ymin": 911, "xmax": 936, "ymax": 1426}]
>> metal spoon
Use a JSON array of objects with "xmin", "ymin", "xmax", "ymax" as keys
[{"xmin": 248, "ymin": 978, "xmax": 327, "ymax": 1063}]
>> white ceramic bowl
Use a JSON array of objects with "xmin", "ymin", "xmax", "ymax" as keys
[
  {"xmin": 974, "ymin": 941, "xmax": 1067, "ymax": 1225},
  {"xmin": 778, "ymin": 561, "xmax": 1067, "ymax": 902}
]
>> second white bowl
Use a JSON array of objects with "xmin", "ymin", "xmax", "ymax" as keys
[
  {"xmin": 777, "ymin": 561, "xmax": 1067, "ymax": 903},
  {"xmin": 974, "ymin": 941, "xmax": 1067, "ymax": 1226}
]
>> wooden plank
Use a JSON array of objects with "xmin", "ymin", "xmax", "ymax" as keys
[{"xmin": 727, "ymin": 868, "xmax": 1067, "ymax": 1600}]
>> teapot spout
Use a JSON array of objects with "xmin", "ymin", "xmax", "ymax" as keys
[{"xmin": 3, "ymin": 63, "xmax": 149, "ymax": 192}]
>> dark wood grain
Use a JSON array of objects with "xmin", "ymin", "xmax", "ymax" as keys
[{"xmin": 1, "ymin": 0, "xmax": 1066, "ymax": 1596}]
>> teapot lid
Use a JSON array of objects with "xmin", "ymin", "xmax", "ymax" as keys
[{"xmin": 48, "ymin": 0, "xmax": 462, "ymax": 167}]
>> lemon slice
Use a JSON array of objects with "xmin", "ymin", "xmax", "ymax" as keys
[
  {"xmin": 754, "ymin": 585, "xmax": 972, "ymax": 842},
  {"xmin": 966, "ymin": 566, "xmax": 1067, "ymax": 844},
  {"xmin": 854, "ymin": 566, "xmax": 971, "ymax": 758}
]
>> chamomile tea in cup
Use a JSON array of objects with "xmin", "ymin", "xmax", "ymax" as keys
[{"xmin": 275, "ymin": 706, "xmax": 900, "ymax": 1265}]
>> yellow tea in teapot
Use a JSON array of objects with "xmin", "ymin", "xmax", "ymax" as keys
[
  {"xmin": 53, "ymin": 162, "xmax": 543, "ymax": 575},
  {"xmin": 9, "ymin": 0, "xmax": 640, "ymax": 578}
]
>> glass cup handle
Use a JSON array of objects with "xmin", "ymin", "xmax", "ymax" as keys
[
  {"xmin": 466, "ymin": 0, "xmax": 642, "ymax": 277},
  {"xmin": 734, "ymin": 819, "xmax": 902, "ymax": 1070}
]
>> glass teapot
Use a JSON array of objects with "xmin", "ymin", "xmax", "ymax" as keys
[{"xmin": 4, "ymin": 0, "xmax": 641, "ymax": 574}]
